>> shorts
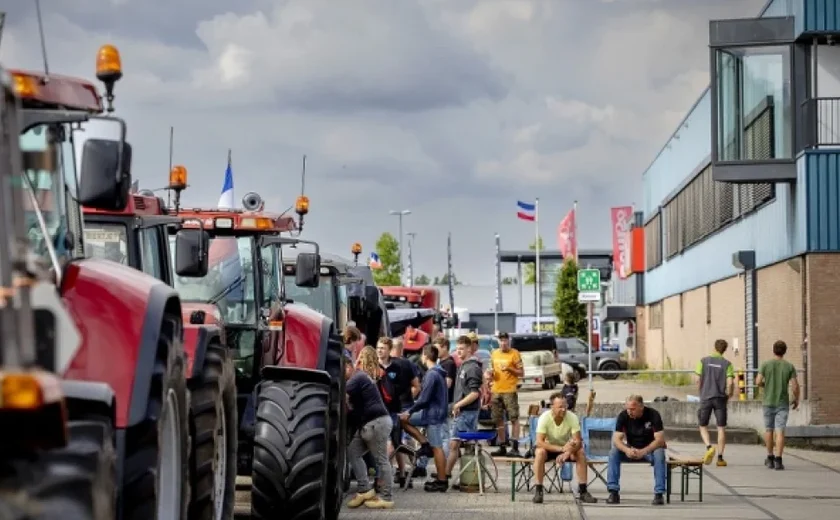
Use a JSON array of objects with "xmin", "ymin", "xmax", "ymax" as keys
[
  {"xmin": 389, "ymin": 413, "xmax": 403, "ymax": 447},
  {"xmin": 407, "ymin": 413, "xmax": 447, "ymax": 448},
  {"xmin": 763, "ymin": 405, "xmax": 790, "ymax": 431},
  {"xmin": 697, "ymin": 396, "xmax": 728, "ymax": 427},
  {"xmin": 450, "ymin": 409, "xmax": 479, "ymax": 439},
  {"xmin": 490, "ymin": 392, "xmax": 520, "ymax": 423}
]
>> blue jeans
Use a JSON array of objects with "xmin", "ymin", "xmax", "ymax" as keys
[{"xmin": 606, "ymin": 446, "xmax": 667, "ymax": 495}]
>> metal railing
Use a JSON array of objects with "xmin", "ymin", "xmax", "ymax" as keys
[{"xmin": 801, "ymin": 97, "xmax": 840, "ymax": 148}]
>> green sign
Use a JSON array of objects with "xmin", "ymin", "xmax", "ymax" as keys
[{"xmin": 577, "ymin": 268, "xmax": 601, "ymax": 293}]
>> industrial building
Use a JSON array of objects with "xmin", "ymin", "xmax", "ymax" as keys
[{"xmin": 637, "ymin": 0, "xmax": 840, "ymax": 424}]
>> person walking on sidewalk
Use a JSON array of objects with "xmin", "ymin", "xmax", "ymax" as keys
[
  {"xmin": 489, "ymin": 332, "xmax": 525, "ymax": 458},
  {"xmin": 345, "ymin": 346, "xmax": 395, "ymax": 509},
  {"xmin": 755, "ymin": 340, "xmax": 800, "ymax": 471},
  {"xmin": 399, "ymin": 344, "xmax": 450, "ymax": 492},
  {"xmin": 696, "ymin": 339, "xmax": 735, "ymax": 466}
]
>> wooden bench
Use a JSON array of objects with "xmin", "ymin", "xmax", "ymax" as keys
[
  {"xmin": 665, "ymin": 454, "xmax": 704, "ymax": 504},
  {"xmin": 493, "ymin": 456, "xmax": 568, "ymax": 502}
]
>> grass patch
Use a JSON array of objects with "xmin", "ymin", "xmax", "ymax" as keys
[{"xmin": 624, "ymin": 357, "xmax": 693, "ymax": 387}]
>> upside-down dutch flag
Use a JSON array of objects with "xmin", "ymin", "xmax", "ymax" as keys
[
  {"xmin": 369, "ymin": 252, "xmax": 383, "ymax": 269},
  {"xmin": 517, "ymin": 200, "xmax": 536, "ymax": 221},
  {"xmin": 208, "ymin": 152, "xmax": 243, "ymax": 306}
]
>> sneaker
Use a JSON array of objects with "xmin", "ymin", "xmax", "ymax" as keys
[
  {"xmin": 411, "ymin": 467, "xmax": 427, "ymax": 478},
  {"xmin": 491, "ymin": 445, "xmax": 507, "ymax": 457},
  {"xmin": 423, "ymin": 479, "xmax": 448, "ymax": 493},
  {"xmin": 703, "ymin": 445, "xmax": 716, "ymax": 465},
  {"xmin": 532, "ymin": 486, "xmax": 544, "ymax": 504},
  {"xmin": 774, "ymin": 457, "xmax": 785, "ymax": 470},
  {"xmin": 716, "ymin": 457, "xmax": 728, "ymax": 467},
  {"xmin": 578, "ymin": 490, "xmax": 598, "ymax": 504},
  {"xmin": 347, "ymin": 489, "xmax": 376, "ymax": 508},
  {"xmin": 606, "ymin": 491, "xmax": 620, "ymax": 504},
  {"xmin": 365, "ymin": 497, "xmax": 395, "ymax": 509},
  {"xmin": 395, "ymin": 471, "xmax": 406, "ymax": 489},
  {"xmin": 508, "ymin": 448, "xmax": 524, "ymax": 458},
  {"xmin": 651, "ymin": 493, "xmax": 665, "ymax": 506},
  {"xmin": 765, "ymin": 455, "xmax": 775, "ymax": 469}
]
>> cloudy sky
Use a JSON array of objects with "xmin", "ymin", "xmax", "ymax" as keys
[{"xmin": 2, "ymin": 0, "xmax": 765, "ymax": 283}]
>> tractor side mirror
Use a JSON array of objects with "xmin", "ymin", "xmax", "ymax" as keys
[
  {"xmin": 295, "ymin": 252, "xmax": 321, "ymax": 288},
  {"xmin": 77, "ymin": 117, "xmax": 131, "ymax": 211},
  {"xmin": 174, "ymin": 228, "xmax": 209, "ymax": 277}
]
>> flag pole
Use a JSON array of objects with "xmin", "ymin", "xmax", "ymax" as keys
[{"xmin": 535, "ymin": 198, "xmax": 541, "ymax": 328}]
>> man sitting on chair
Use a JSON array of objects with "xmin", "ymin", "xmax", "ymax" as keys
[{"xmin": 532, "ymin": 393, "xmax": 598, "ymax": 504}]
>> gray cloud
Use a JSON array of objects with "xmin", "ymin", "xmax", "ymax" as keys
[{"xmin": 1, "ymin": 0, "xmax": 765, "ymax": 283}]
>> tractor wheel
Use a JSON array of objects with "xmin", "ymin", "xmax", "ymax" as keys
[
  {"xmin": 188, "ymin": 344, "xmax": 238, "ymax": 520},
  {"xmin": 251, "ymin": 380, "xmax": 330, "ymax": 520},
  {"xmin": 122, "ymin": 319, "xmax": 190, "ymax": 520},
  {"xmin": 324, "ymin": 335, "xmax": 347, "ymax": 520},
  {"xmin": 0, "ymin": 419, "xmax": 116, "ymax": 520}
]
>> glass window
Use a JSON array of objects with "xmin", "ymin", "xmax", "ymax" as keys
[
  {"xmin": 171, "ymin": 236, "xmax": 256, "ymax": 324},
  {"xmin": 715, "ymin": 45, "xmax": 792, "ymax": 161},
  {"xmin": 138, "ymin": 228, "xmax": 164, "ymax": 281},
  {"xmin": 84, "ymin": 223, "xmax": 129, "ymax": 264},
  {"xmin": 260, "ymin": 245, "xmax": 282, "ymax": 308},
  {"xmin": 568, "ymin": 339, "xmax": 588, "ymax": 354},
  {"xmin": 283, "ymin": 274, "xmax": 336, "ymax": 322}
]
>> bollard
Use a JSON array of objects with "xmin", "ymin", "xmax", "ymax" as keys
[{"xmin": 737, "ymin": 370, "xmax": 746, "ymax": 401}]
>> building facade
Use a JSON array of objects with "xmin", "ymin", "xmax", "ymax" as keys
[{"xmin": 638, "ymin": 0, "xmax": 840, "ymax": 424}]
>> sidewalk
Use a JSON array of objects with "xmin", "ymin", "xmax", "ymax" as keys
[{"xmin": 580, "ymin": 443, "xmax": 840, "ymax": 520}]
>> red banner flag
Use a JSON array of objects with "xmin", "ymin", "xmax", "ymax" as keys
[
  {"xmin": 610, "ymin": 206, "xmax": 633, "ymax": 279},
  {"xmin": 557, "ymin": 208, "xmax": 577, "ymax": 260}
]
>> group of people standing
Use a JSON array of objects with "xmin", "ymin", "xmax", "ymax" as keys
[{"xmin": 340, "ymin": 327, "xmax": 488, "ymax": 509}]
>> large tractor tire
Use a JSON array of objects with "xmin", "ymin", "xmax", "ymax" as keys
[
  {"xmin": 188, "ymin": 344, "xmax": 238, "ymax": 520},
  {"xmin": 324, "ymin": 335, "xmax": 347, "ymax": 520},
  {"xmin": 251, "ymin": 380, "xmax": 330, "ymax": 520},
  {"xmin": 0, "ymin": 420, "xmax": 116, "ymax": 520},
  {"xmin": 122, "ymin": 318, "xmax": 190, "ymax": 520}
]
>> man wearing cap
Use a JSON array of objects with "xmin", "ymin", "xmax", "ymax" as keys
[{"xmin": 489, "ymin": 332, "xmax": 524, "ymax": 457}]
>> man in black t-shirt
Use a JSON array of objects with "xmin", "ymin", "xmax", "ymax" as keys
[
  {"xmin": 606, "ymin": 395, "xmax": 667, "ymax": 506},
  {"xmin": 434, "ymin": 336, "xmax": 458, "ymax": 461}
]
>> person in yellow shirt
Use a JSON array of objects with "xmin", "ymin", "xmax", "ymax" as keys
[
  {"xmin": 489, "ymin": 332, "xmax": 524, "ymax": 457},
  {"xmin": 532, "ymin": 393, "xmax": 597, "ymax": 504}
]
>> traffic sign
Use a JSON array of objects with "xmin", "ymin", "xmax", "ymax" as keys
[
  {"xmin": 577, "ymin": 268, "xmax": 601, "ymax": 293},
  {"xmin": 578, "ymin": 292, "xmax": 600, "ymax": 303}
]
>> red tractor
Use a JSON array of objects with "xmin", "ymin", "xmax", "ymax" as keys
[
  {"xmin": 82, "ymin": 187, "xmax": 237, "ymax": 518},
  {"xmin": 0, "ymin": 66, "xmax": 115, "ymax": 518},
  {"xmin": 381, "ymin": 286, "xmax": 440, "ymax": 355},
  {"xmin": 164, "ymin": 185, "xmax": 347, "ymax": 520},
  {"xmin": 8, "ymin": 48, "xmax": 192, "ymax": 518}
]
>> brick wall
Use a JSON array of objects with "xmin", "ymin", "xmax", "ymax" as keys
[
  {"xmin": 756, "ymin": 259, "xmax": 805, "ymax": 371},
  {"xmin": 804, "ymin": 253, "xmax": 840, "ymax": 425}
]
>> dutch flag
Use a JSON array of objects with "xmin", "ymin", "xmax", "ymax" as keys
[
  {"xmin": 517, "ymin": 200, "xmax": 536, "ymax": 221},
  {"xmin": 369, "ymin": 252, "xmax": 383, "ymax": 269},
  {"xmin": 218, "ymin": 150, "xmax": 234, "ymax": 208}
]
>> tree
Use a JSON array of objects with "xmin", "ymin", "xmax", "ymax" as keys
[
  {"xmin": 414, "ymin": 274, "xmax": 431, "ymax": 285},
  {"xmin": 553, "ymin": 258, "xmax": 587, "ymax": 340},
  {"xmin": 438, "ymin": 273, "xmax": 461, "ymax": 286},
  {"xmin": 524, "ymin": 236, "xmax": 545, "ymax": 284},
  {"xmin": 501, "ymin": 276, "xmax": 517, "ymax": 285},
  {"xmin": 373, "ymin": 232, "xmax": 401, "ymax": 286}
]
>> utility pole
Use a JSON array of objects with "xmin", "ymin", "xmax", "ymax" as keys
[
  {"xmin": 407, "ymin": 232, "xmax": 417, "ymax": 287},
  {"xmin": 389, "ymin": 209, "xmax": 411, "ymax": 285}
]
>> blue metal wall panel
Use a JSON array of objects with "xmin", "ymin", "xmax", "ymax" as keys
[
  {"xmin": 801, "ymin": 0, "xmax": 840, "ymax": 34},
  {"xmin": 805, "ymin": 151, "xmax": 840, "ymax": 250},
  {"xmin": 644, "ymin": 185, "xmax": 802, "ymax": 303}
]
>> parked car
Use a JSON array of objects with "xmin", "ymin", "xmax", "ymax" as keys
[
  {"xmin": 555, "ymin": 336, "xmax": 628, "ymax": 380},
  {"xmin": 509, "ymin": 333, "xmax": 574, "ymax": 390},
  {"xmin": 449, "ymin": 336, "xmax": 494, "ymax": 369}
]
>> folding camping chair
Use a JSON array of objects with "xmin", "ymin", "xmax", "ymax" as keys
[{"xmin": 581, "ymin": 417, "xmax": 616, "ymax": 487}]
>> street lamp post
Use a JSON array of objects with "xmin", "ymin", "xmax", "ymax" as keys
[
  {"xmin": 389, "ymin": 209, "xmax": 411, "ymax": 284},
  {"xmin": 407, "ymin": 232, "xmax": 417, "ymax": 287}
]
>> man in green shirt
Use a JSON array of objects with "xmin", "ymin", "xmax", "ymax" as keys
[{"xmin": 755, "ymin": 340, "xmax": 800, "ymax": 471}]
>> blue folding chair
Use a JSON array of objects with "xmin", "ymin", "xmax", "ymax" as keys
[{"xmin": 581, "ymin": 417, "xmax": 617, "ymax": 487}]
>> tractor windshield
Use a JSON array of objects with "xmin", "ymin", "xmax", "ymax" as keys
[
  {"xmin": 19, "ymin": 123, "xmax": 79, "ymax": 270},
  {"xmin": 171, "ymin": 235, "xmax": 257, "ymax": 324},
  {"xmin": 83, "ymin": 223, "xmax": 129, "ymax": 264},
  {"xmin": 283, "ymin": 274, "xmax": 339, "ymax": 322}
]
